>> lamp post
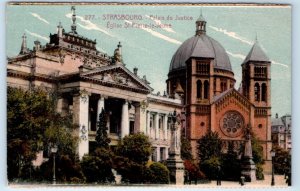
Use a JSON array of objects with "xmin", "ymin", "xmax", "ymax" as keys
[
  {"xmin": 51, "ymin": 144, "xmax": 58, "ymax": 185},
  {"xmin": 270, "ymin": 148, "xmax": 275, "ymax": 186}
]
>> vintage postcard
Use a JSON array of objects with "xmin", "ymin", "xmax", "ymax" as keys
[{"xmin": 6, "ymin": 2, "xmax": 291, "ymax": 188}]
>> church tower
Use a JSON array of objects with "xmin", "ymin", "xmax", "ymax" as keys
[{"xmin": 241, "ymin": 40, "xmax": 272, "ymax": 165}]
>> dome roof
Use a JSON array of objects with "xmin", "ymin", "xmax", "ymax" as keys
[{"xmin": 169, "ymin": 34, "xmax": 232, "ymax": 73}]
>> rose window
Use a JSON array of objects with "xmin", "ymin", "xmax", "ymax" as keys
[{"xmin": 220, "ymin": 111, "xmax": 244, "ymax": 137}]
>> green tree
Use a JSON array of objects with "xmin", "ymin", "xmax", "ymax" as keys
[
  {"xmin": 273, "ymin": 146, "xmax": 290, "ymax": 174},
  {"xmin": 181, "ymin": 136, "xmax": 193, "ymax": 160},
  {"xmin": 197, "ymin": 131, "xmax": 222, "ymax": 161},
  {"xmin": 95, "ymin": 109, "xmax": 110, "ymax": 149},
  {"xmin": 197, "ymin": 131, "xmax": 222, "ymax": 180},
  {"xmin": 7, "ymin": 87, "xmax": 53, "ymax": 180},
  {"xmin": 147, "ymin": 162, "xmax": 170, "ymax": 184},
  {"xmin": 7, "ymin": 87, "xmax": 80, "ymax": 182},
  {"xmin": 115, "ymin": 133, "xmax": 152, "ymax": 183},
  {"xmin": 117, "ymin": 133, "xmax": 152, "ymax": 165},
  {"xmin": 221, "ymin": 141, "xmax": 241, "ymax": 181},
  {"xmin": 250, "ymin": 134, "xmax": 265, "ymax": 180},
  {"xmin": 80, "ymin": 148, "xmax": 115, "ymax": 183}
]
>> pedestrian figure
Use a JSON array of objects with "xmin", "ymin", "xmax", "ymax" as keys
[
  {"xmin": 216, "ymin": 165, "xmax": 222, "ymax": 186},
  {"xmin": 286, "ymin": 171, "xmax": 291, "ymax": 186}
]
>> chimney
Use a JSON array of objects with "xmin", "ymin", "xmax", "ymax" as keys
[
  {"xmin": 275, "ymin": 113, "xmax": 278, "ymax": 119},
  {"xmin": 34, "ymin": 40, "xmax": 41, "ymax": 51},
  {"xmin": 133, "ymin": 67, "xmax": 138, "ymax": 75}
]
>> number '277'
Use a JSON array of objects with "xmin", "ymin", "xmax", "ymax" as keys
[{"xmin": 84, "ymin": 15, "xmax": 95, "ymax": 20}]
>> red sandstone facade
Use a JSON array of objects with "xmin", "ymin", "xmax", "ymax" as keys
[{"xmin": 167, "ymin": 14, "xmax": 272, "ymax": 171}]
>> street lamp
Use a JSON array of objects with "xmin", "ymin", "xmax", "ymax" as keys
[
  {"xmin": 51, "ymin": 144, "xmax": 58, "ymax": 185},
  {"xmin": 270, "ymin": 148, "xmax": 276, "ymax": 186}
]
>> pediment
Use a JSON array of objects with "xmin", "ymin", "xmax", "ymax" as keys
[
  {"xmin": 213, "ymin": 88, "xmax": 252, "ymax": 113},
  {"xmin": 80, "ymin": 65, "xmax": 152, "ymax": 93}
]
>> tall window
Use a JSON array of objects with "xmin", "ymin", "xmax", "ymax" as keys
[
  {"xmin": 261, "ymin": 83, "xmax": 267, "ymax": 102},
  {"xmin": 197, "ymin": 80, "xmax": 202, "ymax": 99},
  {"xmin": 254, "ymin": 83, "xmax": 260, "ymax": 101},
  {"xmin": 204, "ymin": 80, "xmax": 209, "ymax": 99}
]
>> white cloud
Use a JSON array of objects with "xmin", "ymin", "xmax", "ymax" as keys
[
  {"xmin": 25, "ymin": 29, "xmax": 49, "ymax": 41},
  {"xmin": 226, "ymin": 51, "xmax": 246, "ymax": 60},
  {"xmin": 29, "ymin": 12, "xmax": 49, "ymax": 24},
  {"xmin": 66, "ymin": 13, "xmax": 113, "ymax": 37},
  {"xmin": 145, "ymin": 15, "xmax": 176, "ymax": 33},
  {"xmin": 271, "ymin": 60, "xmax": 289, "ymax": 68},
  {"xmin": 226, "ymin": 51, "xmax": 289, "ymax": 68},
  {"xmin": 209, "ymin": 25, "xmax": 253, "ymax": 45},
  {"xmin": 124, "ymin": 20, "xmax": 182, "ymax": 45}
]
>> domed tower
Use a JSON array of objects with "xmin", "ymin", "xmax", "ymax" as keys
[{"xmin": 167, "ymin": 14, "xmax": 236, "ymax": 156}]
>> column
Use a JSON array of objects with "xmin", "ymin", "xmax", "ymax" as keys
[
  {"xmin": 155, "ymin": 113, "xmax": 159, "ymax": 139},
  {"xmin": 164, "ymin": 114, "xmax": 168, "ymax": 140},
  {"xmin": 156, "ymin": 147, "xmax": 160, "ymax": 162},
  {"xmin": 121, "ymin": 100, "xmax": 129, "ymax": 138},
  {"xmin": 134, "ymin": 102, "xmax": 147, "ymax": 134},
  {"xmin": 73, "ymin": 92, "xmax": 89, "ymax": 160},
  {"xmin": 146, "ymin": 111, "xmax": 151, "ymax": 136},
  {"xmin": 165, "ymin": 147, "xmax": 169, "ymax": 160},
  {"xmin": 96, "ymin": 96, "xmax": 105, "ymax": 122},
  {"xmin": 56, "ymin": 96, "xmax": 68, "ymax": 115}
]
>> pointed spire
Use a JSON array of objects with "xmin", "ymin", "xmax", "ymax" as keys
[
  {"xmin": 20, "ymin": 33, "xmax": 29, "ymax": 54},
  {"xmin": 195, "ymin": 10, "xmax": 206, "ymax": 35},
  {"xmin": 243, "ymin": 38, "xmax": 270, "ymax": 64},
  {"xmin": 71, "ymin": 6, "xmax": 77, "ymax": 34}
]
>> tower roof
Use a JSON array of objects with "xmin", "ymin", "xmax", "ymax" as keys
[
  {"xmin": 243, "ymin": 41, "xmax": 270, "ymax": 63},
  {"xmin": 169, "ymin": 13, "xmax": 232, "ymax": 74}
]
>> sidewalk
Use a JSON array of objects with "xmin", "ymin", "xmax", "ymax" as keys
[{"xmin": 183, "ymin": 175, "xmax": 289, "ymax": 188}]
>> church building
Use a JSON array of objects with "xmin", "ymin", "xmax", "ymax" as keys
[{"xmin": 167, "ymin": 14, "xmax": 272, "ymax": 170}]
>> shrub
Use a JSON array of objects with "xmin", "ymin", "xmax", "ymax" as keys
[
  {"xmin": 80, "ymin": 148, "xmax": 115, "ymax": 183},
  {"xmin": 200, "ymin": 156, "xmax": 221, "ymax": 180},
  {"xmin": 147, "ymin": 162, "xmax": 170, "ymax": 184}
]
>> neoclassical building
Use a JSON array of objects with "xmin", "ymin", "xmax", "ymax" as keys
[
  {"xmin": 167, "ymin": 14, "xmax": 272, "ymax": 170},
  {"xmin": 271, "ymin": 113, "xmax": 291, "ymax": 151},
  {"xmin": 7, "ymin": 7, "xmax": 181, "ymax": 162}
]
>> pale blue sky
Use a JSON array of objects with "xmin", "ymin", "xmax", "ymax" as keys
[
  {"xmin": 2, "ymin": 1, "xmax": 300, "ymax": 191},
  {"xmin": 6, "ymin": 4, "xmax": 291, "ymax": 116}
]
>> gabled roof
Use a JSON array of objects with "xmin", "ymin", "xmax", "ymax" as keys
[
  {"xmin": 80, "ymin": 64, "xmax": 153, "ymax": 93},
  {"xmin": 213, "ymin": 88, "xmax": 252, "ymax": 111},
  {"xmin": 243, "ymin": 41, "xmax": 270, "ymax": 64}
]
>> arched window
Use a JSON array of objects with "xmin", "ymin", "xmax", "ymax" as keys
[
  {"xmin": 197, "ymin": 80, "xmax": 202, "ymax": 99},
  {"xmin": 254, "ymin": 83, "xmax": 260, "ymax": 101},
  {"xmin": 261, "ymin": 83, "xmax": 267, "ymax": 102},
  {"xmin": 204, "ymin": 80, "xmax": 209, "ymax": 99}
]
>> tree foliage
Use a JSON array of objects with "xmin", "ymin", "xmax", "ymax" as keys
[
  {"xmin": 197, "ymin": 131, "xmax": 222, "ymax": 162},
  {"xmin": 114, "ymin": 133, "xmax": 152, "ymax": 183},
  {"xmin": 80, "ymin": 148, "xmax": 115, "ymax": 183},
  {"xmin": 7, "ymin": 87, "xmax": 79, "ymax": 182},
  {"xmin": 273, "ymin": 146, "xmax": 290, "ymax": 175},
  {"xmin": 95, "ymin": 108, "xmax": 110, "ymax": 149},
  {"xmin": 147, "ymin": 162, "xmax": 170, "ymax": 184},
  {"xmin": 181, "ymin": 136, "xmax": 193, "ymax": 160},
  {"xmin": 117, "ymin": 133, "xmax": 152, "ymax": 165},
  {"xmin": 221, "ymin": 141, "xmax": 241, "ymax": 181},
  {"xmin": 197, "ymin": 131, "xmax": 222, "ymax": 180}
]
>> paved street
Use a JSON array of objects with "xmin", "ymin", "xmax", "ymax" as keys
[{"xmin": 182, "ymin": 175, "xmax": 289, "ymax": 188}]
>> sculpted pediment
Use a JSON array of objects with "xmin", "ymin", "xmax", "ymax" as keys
[{"xmin": 80, "ymin": 65, "xmax": 152, "ymax": 93}]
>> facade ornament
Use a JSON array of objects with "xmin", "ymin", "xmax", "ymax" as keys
[
  {"xmin": 113, "ymin": 42, "xmax": 123, "ymax": 64},
  {"xmin": 79, "ymin": 89, "xmax": 89, "ymax": 103},
  {"xmin": 140, "ymin": 100, "xmax": 149, "ymax": 113},
  {"xmin": 80, "ymin": 125, "xmax": 87, "ymax": 141}
]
